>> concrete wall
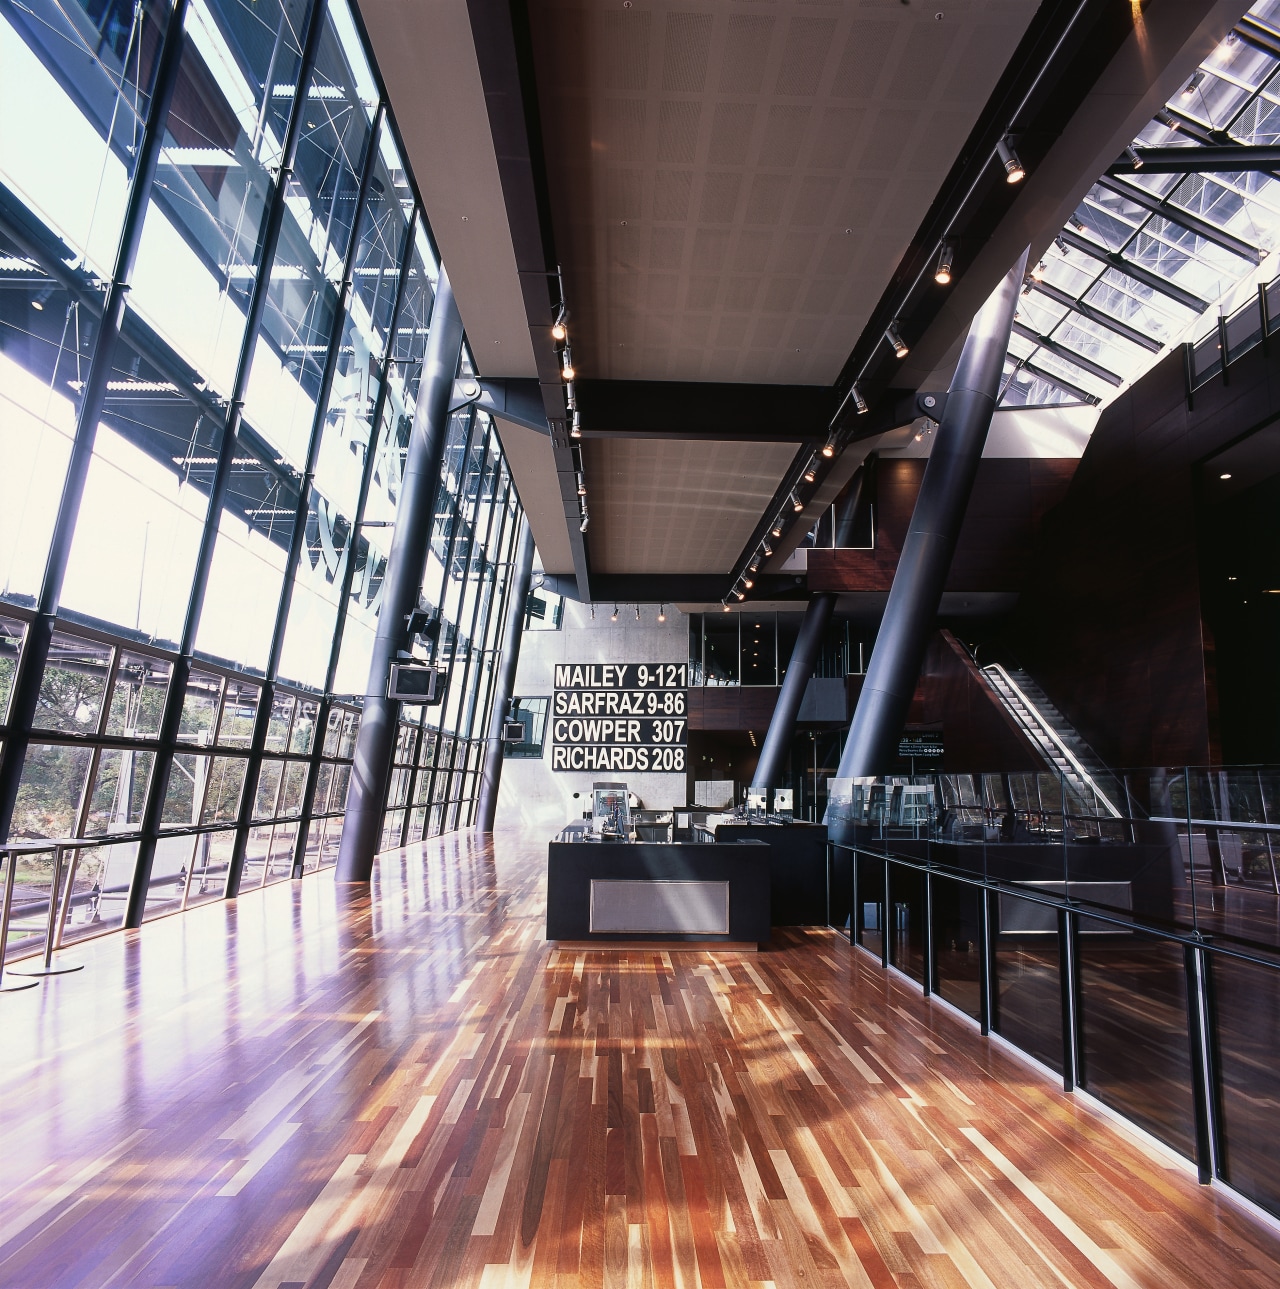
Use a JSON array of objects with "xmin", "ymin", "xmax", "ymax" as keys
[{"xmin": 495, "ymin": 599, "xmax": 689, "ymax": 836}]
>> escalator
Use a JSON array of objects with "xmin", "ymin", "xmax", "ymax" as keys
[{"xmin": 979, "ymin": 663, "xmax": 1123, "ymax": 819}]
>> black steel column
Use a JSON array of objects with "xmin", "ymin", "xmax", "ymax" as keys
[
  {"xmin": 123, "ymin": 1, "xmax": 327, "ymax": 926},
  {"xmin": 834, "ymin": 249, "xmax": 1028, "ymax": 780},
  {"xmin": 336, "ymin": 270, "xmax": 464, "ymax": 882},
  {"xmin": 751, "ymin": 593, "xmax": 834, "ymax": 791},
  {"xmin": 0, "ymin": 0, "xmax": 190, "ymax": 848},
  {"xmin": 475, "ymin": 519, "xmax": 534, "ymax": 832}
]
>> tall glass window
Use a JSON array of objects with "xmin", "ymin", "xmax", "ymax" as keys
[{"xmin": 0, "ymin": 0, "xmax": 525, "ymax": 949}]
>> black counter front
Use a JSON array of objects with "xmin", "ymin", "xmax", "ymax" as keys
[{"xmin": 546, "ymin": 841, "xmax": 771, "ymax": 945}]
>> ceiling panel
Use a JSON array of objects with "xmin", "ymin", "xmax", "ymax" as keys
[
  {"xmin": 585, "ymin": 439, "xmax": 801, "ymax": 573},
  {"xmin": 530, "ymin": 0, "xmax": 1038, "ymax": 385}
]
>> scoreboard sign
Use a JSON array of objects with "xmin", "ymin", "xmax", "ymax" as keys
[{"xmin": 551, "ymin": 663, "xmax": 688, "ymax": 772}]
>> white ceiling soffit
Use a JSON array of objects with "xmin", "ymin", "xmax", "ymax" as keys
[
  {"xmin": 876, "ymin": 404, "xmax": 1099, "ymax": 459},
  {"xmin": 905, "ymin": 0, "xmax": 1256, "ymax": 390},
  {"xmin": 357, "ymin": 0, "xmax": 537, "ymax": 378},
  {"xmin": 530, "ymin": 0, "xmax": 1038, "ymax": 385},
  {"xmin": 489, "ymin": 420, "xmax": 574, "ymax": 572},
  {"xmin": 585, "ymin": 439, "xmax": 801, "ymax": 573}
]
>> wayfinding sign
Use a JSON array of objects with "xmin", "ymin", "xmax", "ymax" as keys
[{"xmin": 551, "ymin": 663, "xmax": 688, "ymax": 772}]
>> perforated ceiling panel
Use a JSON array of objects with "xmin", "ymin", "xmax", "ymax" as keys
[
  {"xmin": 530, "ymin": 0, "xmax": 1037, "ymax": 385},
  {"xmin": 584, "ymin": 439, "xmax": 802, "ymax": 573}
]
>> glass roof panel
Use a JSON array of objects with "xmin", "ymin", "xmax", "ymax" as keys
[
  {"xmin": 1001, "ymin": 360, "xmax": 1082, "ymax": 408},
  {"xmin": 1001, "ymin": 2, "xmax": 1280, "ymax": 411}
]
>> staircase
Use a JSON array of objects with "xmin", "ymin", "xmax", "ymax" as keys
[{"xmin": 980, "ymin": 664, "xmax": 1123, "ymax": 819}]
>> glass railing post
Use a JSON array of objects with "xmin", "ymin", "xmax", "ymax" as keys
[{"xmin": 1184, "ymin": 943, "xmax": 1219, "ymax": 1184}]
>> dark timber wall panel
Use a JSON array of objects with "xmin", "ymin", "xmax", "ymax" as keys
[
  {"xmin": 808, "ymin": 458, "xmax": 1077, "ymax": 593},
  {"xmin": 1012, "ymin": 339, "xmax": 1280, "ymax": 768}
]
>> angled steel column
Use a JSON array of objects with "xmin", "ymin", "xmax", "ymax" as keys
[
  {"xmin": 0, "ymin": 0, "xmax": 191, "ymax": 849},
  {"xmin": 336, "ymin": 270, "xmax": 464, "ymax": 882},
  {"xmin": 835, "ymin": 249, "xmax": 1028, "ymax": 780},
  {"xmin": 123, "ymin": 0, "xmax": 327, "ymax": 926},
  {"xmin": 475, "ymin": 519, "xmax": 534, "ymax": 832},
  {"xmin": 751, "ymin": 594, "xmax": 835, "ymax": 792}
]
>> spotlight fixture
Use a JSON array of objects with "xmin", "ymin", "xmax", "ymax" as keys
[
  {"xmin": 721, "ymin": 600, "xmax": 731, "ymax": 612},
  {"xmin": 743, "ymin": 577, "xmax": 754, "ymax": 589},
  {"xmin": 565, "ymin": 383, "xmax": 577, "ymax": 411},
  {"xmin": 762, "ymin": 540, "xmax": 772, "ymax": 556},
  {"xmin": 821, "ymin": 438, "xmax": 836, "ymax": 458},
  {"xmin": 1031, "ymin": 261, "xmax": 1046, "ymax": 282},
  {"xmin": 576, "ymin": 472, "xmax": 586, "ymax": 496},
  {"xmin": 934, "ymin": 240, "xmax": 954, "ymax": 285},
  {"xmin": 1182, "ymin": 70, "xmax": 1204, "ymax": 99},
  {"xmin": 611, "ymin": 604, "xmax": 618, "ymax": 621},
  {"xmin": 551, "ymin": 311, "xmax": 567, "ymax": 342},
  {"xmin": 852, "ymin": 383, "xmax": 868, "ymax": 415},
  {"xmin": 749, "ymin": 557, "xmax": 760, "ymax": 573},
  {"xmin": 580, "ymin": 513, "xmax": 589, "ymax": 533},
  {"xmin": 561, "ymin": 357, "xmax": 575, "ymax": 382},
  {"xmin": 996, "ymin": 136, "xmax": 1025, "ymax": 184},
  {"xmin": 734, "ymin": 589, "xmax": 745, "ymax": 601},
  {"xmin": 30, "ymin": 285, "xmax": 53, "ymax": 311},
  {"xmin": 885, "ymin": 320, "xmax": 908, "ymax": 358},
  {"xmin": 790, "ymin": 490, "xmax": 804, "ymax": 513},
  {"xmin": 1220, "ymin": 472, "xmax": 1232, "ymax": 480},
  {"xmin": 570, "ymin": 410, "xmax": 581, "ymax": 438},
  {"xmin": 1054, "ymin": 235, "xmax": 1067, "ymax": 254},
  {"xmin": 803, "ymin": 462, "xmax": 817, "ymax": 483},
  {"xmin": 658, "ymin": 604, "xmax": 666, "ymax": 622},
  {"xmin": 1123, "ymin": 145, "xmax": 1143, "ymax": 170}
]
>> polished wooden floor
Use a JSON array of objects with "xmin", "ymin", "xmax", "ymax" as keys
[{"xmin": 2, "ymin": 831, "xmax": 1279, "ymax": 1289}]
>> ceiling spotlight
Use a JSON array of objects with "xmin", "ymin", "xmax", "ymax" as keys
[
  {"xmin": 934, "ymin": 240, "xmax": 954, "ymax": 285},
  {"xmin": 743, "ymin": 577, "xmax": 754, "ymax": 589},
  {"xmin": 570, "ymin": 410, "xmax": 581, "ymax": 438},
  {"xmin": 771, "ymin": 521, "xmax": 783, "ymax": 537},
  {"xmin": 722, "ymin": 600, "xmax": 731, "ymax": 612},
  {"xmin": 551, "ymin": 311, "xmax": 567, "ymax": 342},
  {"xmin": 821, "ymin": 438, "xmax": 836, "ymax": 458},
  {"xmin": 762, "ymin": 540, "xmax": 772, "ymax": 556},
  {"xmin": 1054, "ymin": 235, "xmax": 1067, "ymax": 254},
  {"xmin": 30, "ymin": 285, "xmax": 53, "ymax": 311},
  {"xmin": 734, "ymin": 589, "xmax": 745, "ymax": 601},
  {"xmin": 885, "ymin": 320, "xmax": 908, "ymax": 358},
  {"xmin": 561, "ymin": 359, "xmax": 575, "ymax": 381},
  {"xmin": 580, "ymin": 513, "xmax": 589, "ymax": 533},
  {"xmin": 565, "ymin": 383, "xmax": 577, "ymax": 411},
  {"xmin": 996, "ymin": 136, "xmax": 1025, "ymax": 183},
  {"xmin": 658, "ymin": 604, "xmax": 666, "ymax": 622},
  {"xmin": 803, "ymin": 463, "xmax": 817, "ymax": 483},
  {"xmin": 1124, "ymin": 145, "xmax": 1143, "ymax": 170},
  {"xmin": 611, "ymin": 604, "xmax": 618, "ymax": 621},
  {"xmin": 1220, "ymin": 472, "xmax": 1232, "ymax": 480},
  {"xmin": 1182, "ymin": 70, "xmax": 1204, "ymax": 99},
  {"xmin": 852, "ymin": 383, "xmax": 868, "ymax": 415},
  {"xmin": 790, "ymin": 490, "xmax": 804, "ymax": 513},
  {"xmin": 577, "ymin": 475, "xmax": 587, "ymax": 496},
  {"xmin": 749, "ymin": 558, "xmax": 760, "ymax": 573},
  {"xmin": 1031, "ymin": 261, "xmax": 1046, "ymax": 282}
]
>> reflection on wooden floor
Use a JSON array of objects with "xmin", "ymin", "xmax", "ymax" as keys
[{"xmin": 2, "ymin": 830, "xmax": 1279, "ymax": 1288}]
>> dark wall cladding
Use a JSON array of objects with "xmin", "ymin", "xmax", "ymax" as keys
[{"xmin": 0, "ymin": 0, "xmax": 523, "ymax": 948}]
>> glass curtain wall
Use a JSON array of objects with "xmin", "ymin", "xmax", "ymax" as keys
[{"xmin": 0, "ymin": 0, "xmax": 523, "ymax": 942}]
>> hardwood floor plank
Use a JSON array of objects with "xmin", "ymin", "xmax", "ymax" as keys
[{"xmin": 3, "ymin": 829, "xmax": 1280, "ymax": 1289}]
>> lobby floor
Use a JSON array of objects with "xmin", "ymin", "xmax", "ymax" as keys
[{"xmin": 1, "ymin": 829, "xmax": 1279, "ymax": 1288}]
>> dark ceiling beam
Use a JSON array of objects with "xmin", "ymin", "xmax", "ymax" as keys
[
  {"xmin": 1111, "ymin": 144, "xmax": 1280, "ymax": 174},
  {"xmin": 539, "ymin": 573, "xmax": 810, "ymax": 605},
  {"xmin": 1011, "ymin": 320, "xmax": 1123, "ymax": 386},
  {"xmin": 463, "ymin": 380, "xmax": 947, "ymax": 445},
  {"xmin": 465, "ymin": 0, "xmax": 589, "ymax": 599},
  {"xmin": 1029, "ymin": 279, "xmax": 1163, "ymax": 352}
]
